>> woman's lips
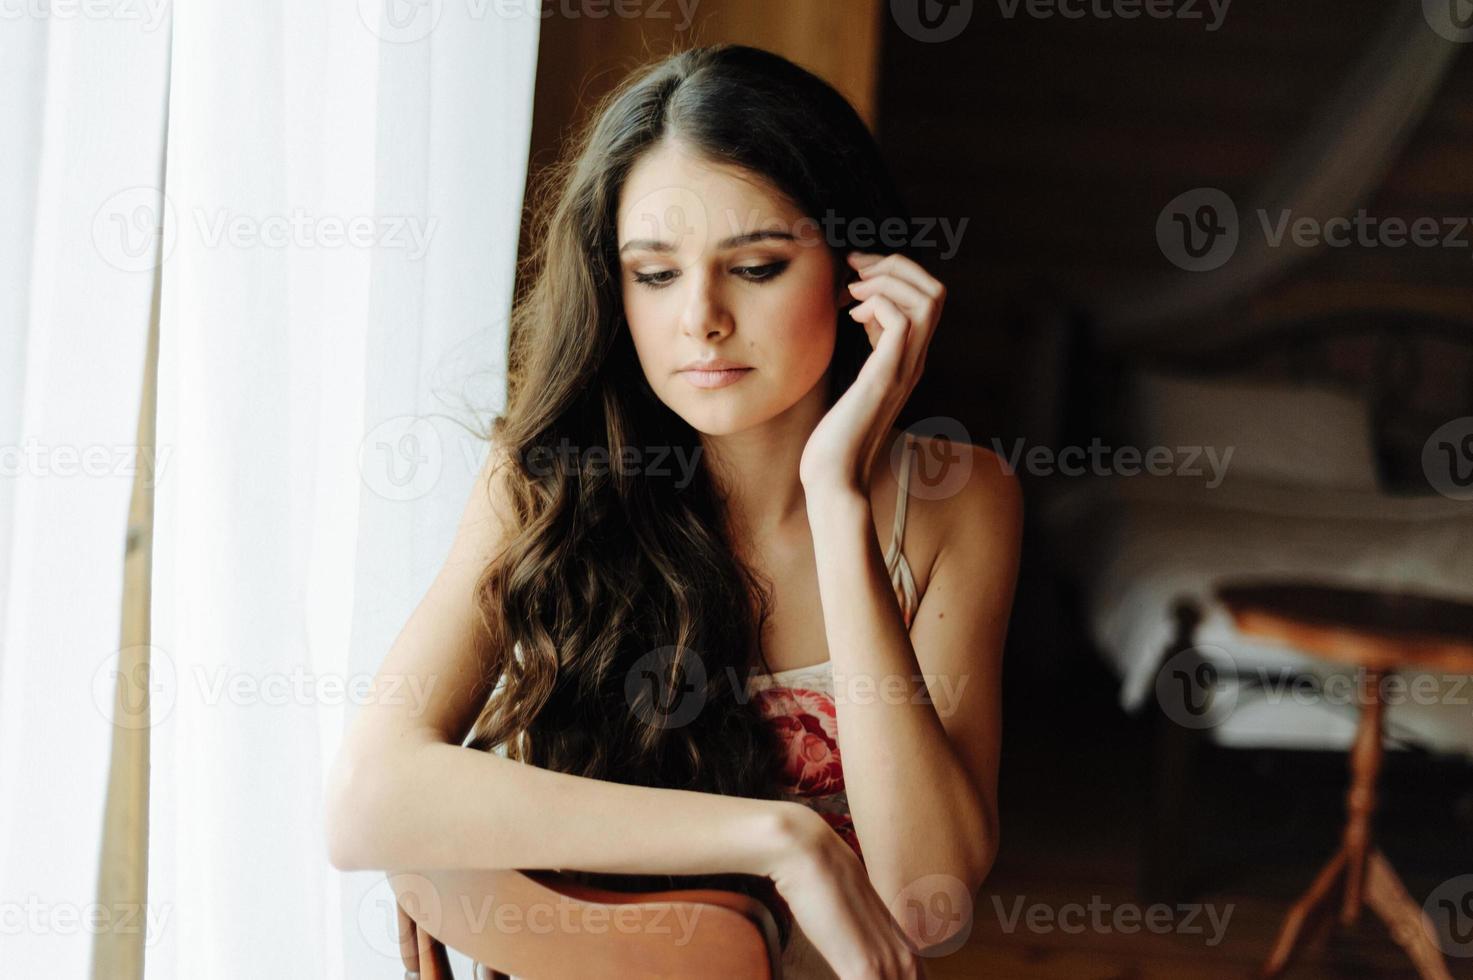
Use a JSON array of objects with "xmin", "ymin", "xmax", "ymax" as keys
[{"xmin": 680, "ymin": 367, "xmax": 753, "ymax": 389}]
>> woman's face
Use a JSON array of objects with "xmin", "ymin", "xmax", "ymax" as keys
[{"xmin": 617, "ymin": 141, "xmax": 847, "ymax": 436}]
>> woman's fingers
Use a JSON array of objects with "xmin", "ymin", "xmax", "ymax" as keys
[
  {"xmin": 848, "ymin": 273, "xmax": 933, "ymax": 323},
  {"xmin": 849, "ymin": 252, "xmax": 946, "ymax": 303}
]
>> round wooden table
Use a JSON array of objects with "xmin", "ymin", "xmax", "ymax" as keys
[{"xmin": 1217, "ymin": 581, "xmax": 1473, "ymax": 980}]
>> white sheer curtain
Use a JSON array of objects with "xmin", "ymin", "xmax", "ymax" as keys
[
  {"xmin": 0, "ymin": 11, "xmax": 170, "ymax": 977},
  {"xmin": 2, "ymin": 4, "xmax": 537, "ymax": 978},
  {"xmin": 147, "ymin": 4, "xmax": 537, "ymax": 978}
]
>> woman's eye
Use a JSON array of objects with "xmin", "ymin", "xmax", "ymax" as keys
[
  {"xmin": 735, "ymin": 261, "xmax": 788, "ymax": 283},
  {"xmin": 631, "ymin": 261, "xmax": 789, "ymax": 290},
  {"xmin": 632, "ymin": 270, "xmax": 677, "ymax": 289}
]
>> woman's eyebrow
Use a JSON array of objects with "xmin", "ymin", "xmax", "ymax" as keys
[{"xmin": 618, "ymin": 229, "xmax": 797, "ymax": 255}]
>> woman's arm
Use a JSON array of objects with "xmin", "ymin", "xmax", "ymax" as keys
[
  {"xmin": 327, "ymin": 729, "xmax": 802, "ymax": 876},
  {"xmin": 323, "ymin": 447, "xmax": 801, "ymax": 879},
  {"xmin": 804, "ymin": 442, "xmax": 1021, "ymax": 947}
]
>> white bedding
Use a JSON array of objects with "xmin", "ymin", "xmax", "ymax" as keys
[{"xmin": 1041, "ymin": 475, "xmax": 1473, "ymax": 755}]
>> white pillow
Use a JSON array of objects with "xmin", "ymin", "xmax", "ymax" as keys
[{"xmin": 1127, "ymin": 370, "xmax": 1380, "ymax": 491}]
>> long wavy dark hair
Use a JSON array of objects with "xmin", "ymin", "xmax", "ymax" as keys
[{"xmin": 463, "ymin": 42, "xmax": 913, "ymax": 941}]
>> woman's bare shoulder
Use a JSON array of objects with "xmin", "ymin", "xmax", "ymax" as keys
[{"xmin": 898, "ymin": 433, "xmax": 1023, "ymax": 592}]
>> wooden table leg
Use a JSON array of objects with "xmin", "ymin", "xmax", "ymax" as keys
[
  {"xmin": 1263, "ymin": 846, "xmax": 1347, "ymax": 978},
  {"xmin": 1340, "ymin": 669, "xmax": 1386, "ymax": 927},
  {"xmin": 1363, "ymin": 849, "xmax": 1454, "ymax": 980}
]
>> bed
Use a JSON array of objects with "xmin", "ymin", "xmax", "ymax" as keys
[{"xmin": 1030, "ymin": 307, "xmax": 1473, "ymax": 901}]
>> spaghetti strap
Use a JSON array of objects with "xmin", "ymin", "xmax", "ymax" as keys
[
  {"xmin": 888, "ymin": 433, "xmax": 914, "ymax": 557},
  {"xmin": 886, "ymin": 434, "xmax": 921, "ymax": 626}
]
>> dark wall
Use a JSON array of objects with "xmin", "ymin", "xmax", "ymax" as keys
[{"xmin": 875, "ymin": 1, "xmax": 1473, "ymax": 446}]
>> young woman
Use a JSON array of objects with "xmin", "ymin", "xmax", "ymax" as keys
[{"xmin": 326, "ymin": 44, "xmax": 1022, "ymax": 980}]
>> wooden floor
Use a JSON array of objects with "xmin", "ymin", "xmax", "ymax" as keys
[{"xmin": 914, "ymin": 645, "xmax": 1473, "ymax": 979}]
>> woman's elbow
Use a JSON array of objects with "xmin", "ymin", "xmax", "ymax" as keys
[{"xmin": 323, "ymin": 753, "xmax": 380, "ymax": 871}]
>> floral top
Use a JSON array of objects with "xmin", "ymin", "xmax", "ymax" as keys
[{"xmin": 744, "ymin": 562, "xmax": 919, "ymax": 864}]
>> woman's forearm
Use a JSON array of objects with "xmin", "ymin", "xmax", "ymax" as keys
[
  {"xmin": 326, "ymin": 733, "xmax": 803, "ymax": 879},
  {"xmin": 805, "ymin": 491, "xmax": 992, "ymax": 904}
]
